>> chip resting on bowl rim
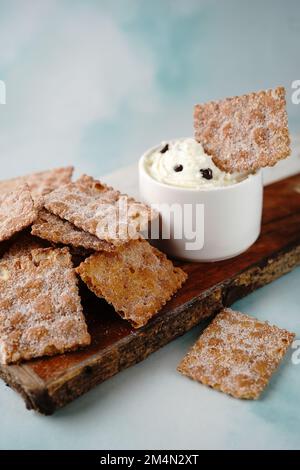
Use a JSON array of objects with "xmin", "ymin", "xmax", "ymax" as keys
[{"xmin": 194, "ymin": 86, "xmax": 290, "ymax": 173}]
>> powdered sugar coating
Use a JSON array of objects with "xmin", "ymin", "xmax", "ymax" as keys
[
  {"xmin": 31, "ymin": 209, "xmax": 114, "ymax": 252},
  {"xmin": 44, "ymin": 175, "xmax": 155, "ymax": 245},
  {"xmin": 0, "ymin": 247, "xmax": 90, "ymax": 364},
  {"xmin": 177, "ymin": 308, "xmax": 294, "ymax": 399},
  {"xmin": 194, "ymin": 87, "xmax": 290, "ymax": 173},
  {"xmin": 0, "ymin": 185, "xmax": 38, "ymax": 243},
  {"xmin": 76, "ymin": 238, "xmax": 187, "ymax": 328},
  {"xmin": 0, "ymin": 167, "xmax": 73, "ymax": 200}
]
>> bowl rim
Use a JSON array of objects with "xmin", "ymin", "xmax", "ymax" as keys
[{"xmin": 139, "ymin": 139, "xmax": 262, "ymax": 193}]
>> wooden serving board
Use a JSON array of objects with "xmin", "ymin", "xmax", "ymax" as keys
[{"xmin": 1, "ymin": 173, "xmax": 300, "ymax": 415}]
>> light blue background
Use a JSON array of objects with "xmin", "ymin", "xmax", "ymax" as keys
[
  {"xmin": 0, "ymin": 0, "xmax": 300, "ymax": 178},
  {"xmin": 0, "ymin": 0, "xmax": 300, "ymax": 450}
]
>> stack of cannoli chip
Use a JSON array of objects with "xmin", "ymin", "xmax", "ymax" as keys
[
  {"xmin": 40, "ymin": 175, "xmax": 186, "ymax": 327},
  {"xmin": 0, "ymin": 168, "xmax": 187, "ymax": 364}
]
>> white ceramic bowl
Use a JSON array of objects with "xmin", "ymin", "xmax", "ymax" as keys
[{"xmin": 139, "ymin": 143, "xmax": 263, "ymax": 262}]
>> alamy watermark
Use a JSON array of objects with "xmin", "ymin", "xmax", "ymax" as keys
[
  {"xmin": 291, "ymin": 80, "xmax": 300, "ymax": 104},
  {"xmin": 92, "ymin": 197, "xmax": 204, "ymax": 251},
  {"xmin": 0, "ymin": 80, "xmax": 6, "ymax": 104},
  {"xmin": 150, "ymin": 202, "xmax": 204, "ymax": 250},
  {"xmin": 291, "ymin": 339, "xmax": 300, "ymax": 365}
]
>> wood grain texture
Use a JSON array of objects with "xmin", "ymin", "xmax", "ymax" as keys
[{"xmin": 1, "ymin": 173, "xmax": 300, "ymax": 415}]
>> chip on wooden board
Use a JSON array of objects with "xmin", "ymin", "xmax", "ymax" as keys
[
  {"xmin": 76, "ymin": 238, "xmax": 187, "ymax": 328},
  {"xmin": 177, "ymin": 308, "xmax": 294, "ymax": 399},
  {"xmin": 0, "ymin": 247, "xmax": 90, "ymax": 364},
  {"xmin": 0, "ymin": 185, "xmax": 38, "ymax": 243},
  {"xmin": 0, "ymin": 166, "xmax": 73, "ymax": 199},
  {"xmin": 44, "ymin": 175, "xmax": 156, "ymax": 245},
  {"xmin": 194, "ymin": 87, "xmax": 290, "ymax": 173},
  {"xmin": 31, "ymin": 209, "xmax": 114, "ymax": 252}
]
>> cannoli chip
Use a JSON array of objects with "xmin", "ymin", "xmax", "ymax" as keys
[
  {"xmin": 31, "ymin": 209, "xmax": 114, "ymax": 252},
  {"xmin": 194, "ymin": 87, "xmax": 290, "ymax": 172},
  {"xmin": 43, "ymin": 175, "xmax": 155, "ymax": 245},
  {"xmin": 0, "ymin": 166, "xmax": 73, "ymax": 199},
  {"xmin": 0, "ymin": 247, "xmax": 90, "ymax": 364},
  {"xmin": 76, "ymin": 238, "xmax": 187, "ymax": 328},
  {"xmin": 0, "ymin": 185, "xmax": 37, "ymax": 243},
  {"xmin": 177, "ymin": 308, "xmax": 294, "ymax": 399}
]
